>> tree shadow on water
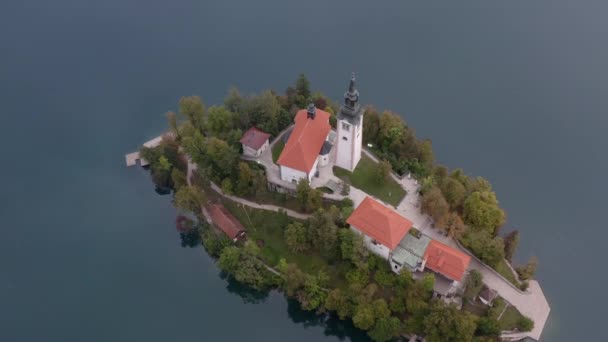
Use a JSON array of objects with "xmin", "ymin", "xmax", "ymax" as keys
[
  {"xmin": 219, "ymin": 271, "xmax": 271, "ymax": 304},
  {"xmin": 286, "ymin": 299, "xmax": 371, "ymax": 342}
]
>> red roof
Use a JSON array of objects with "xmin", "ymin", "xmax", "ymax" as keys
[
  {"xmin": 208, "ymin": 204, "xmax": 245, "ymax": 240},
  {"xmin": 277, "ymin": 108, "xmax": 331, "ymax": 173},
  {"xmin": 240, "ymin": 127, "xmax": 270, "ymax": 150},
  {"xmin": 346, "ymin": 197, "xmax": 413, "ymax": 250},
  {"xmin": 423, "ymin": 240, "xmax": 471, "ymax": 282}
]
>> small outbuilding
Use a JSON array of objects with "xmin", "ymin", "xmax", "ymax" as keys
[
  {"xmin": 478, "ymin": 286, "xmax": 498, "ymax": 306},
  {"xmin": 208, "ymin": 204, "xmax": 246, "ymax": 242},
  {"xmin": 240, "ymin": 127, "xmax": 270, "ymax": 157}
]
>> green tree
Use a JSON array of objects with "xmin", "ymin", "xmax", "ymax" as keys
[
  {"xmin": 503, "ymin": 230, "xmax": 520, "ymax": 262},
  {"xmin": 339, "ymin": 229, "xmax": 369, "ymax": 269},
  {"xmin": 376, "ymin": 159, "xmax": 392, "ymax": 184},
  {"xmin": 218, "ymin": 246, "xmax": 241, "ymax": 273},
  {"xmin": 353, "ymin": 303, "xmax": 376, "ymax": 330},
  {"xmin": 463, "ymin": 191, "xmax": 506, "ymax": 235},
  {"xmin": 284, "ymin": 222, "xmax": 309, "ymax": 253},
  {"xmin": 221, "ymin": 178, "xmax": 233, "ymax": 194},
  {"xmin": 516, "ymin": 256, "xmax": 538, "ymax": 280},
  {"xmin": 517, "ymin": 316, "xmax": 534, "ymax": 332},
  {"xmin": 421, "ymin": 187, "xmax": 449, "ymax": 224},
  {"xmin": 282, "ymin": 263, "xmax": 307, "ymax": 297},
  {"xmin": 368, "ymin": 317, "xmax": 402, "ymax": 342},
  {"xmin": 441, "ymin": 177, "xmax": 466, "ymax": 210},
  {"xmin": 475, "ymin": 317, "xmax": 500, "ymax": 337},
  {"xmin": 296, "ymin": 179, "xmax": 322, "ymax": 212},
  {"xmin": 297, "ymin": 272, "xmax": 328, "ymax": 311},
  {"xmin": 464, "ymin": 269, "xmax": 483, "ymax": 301},
  {"xmin": 308, "ymin": 209, "xmax": 339, "ymax": 257},
  {"xmin": 362, "ymin": 107, "xmax": 380, "ymax": 144},
  {"xmin": 461, "ymin": 231, "xmax": 505, "ymax": 268},
  {"xmin": 324, "ymin": 288, "xmax": 352, "ymax": 319},
  {"xmin": 173, "ymin": 186, "xmax": 205, "ymax": 212},
  {"xmin": 179, "ymin": 95, "xmax": 205, "ymax": 131},
  {"xmin": 246, "ymin": 91, "xmax": 282, "ymax": 135},
  {"xmin": 235, "ymin": 162, "xmax": 254, "ymax": 196},
  {"xmin": 423, "ymin": 301, "xmax": 477, "ymax": 342},
  {"xmin": 171, "ymin": 168, "xmax": 187, "ymax": 190},
  {"xmin": 206, "ymin": 105, "xmax": 235, "ymax": 137}
]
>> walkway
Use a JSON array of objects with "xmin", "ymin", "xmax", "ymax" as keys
[
  {"xmin": 190, "ymin": 140, "xmax": 549, "ymax": 341},
  {"xmin": 362, "ymin": 148, "xmax": 549, "ymax": 341}
]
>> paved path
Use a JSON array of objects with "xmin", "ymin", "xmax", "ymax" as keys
[
  {"xmin": 190, "ymin": 143, "xmax": 549, "ymax": 340},
  {"xmin": 361, "ymin": 148, "xmax": 549, "ymax": 341}
]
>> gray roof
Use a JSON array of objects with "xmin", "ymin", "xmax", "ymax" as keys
[
  {"xmin": 391, "ymin": 233, "xmax": 431, "ymax": 271},
  {"xmin": 319, "ymin": 141, "xmax": 333, "ymax": 155}
]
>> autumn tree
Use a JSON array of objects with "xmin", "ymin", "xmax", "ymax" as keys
[
  {"xmin": 438, "ymin": 212, "xmax": 466, "ymax": 238},
  {"xmin": 324, "ymin": 288, "xmax": 352, "ymax": 319},
  {"xmin": 421, "ymin": 186, "xmax": 449, "ymax": 224}
]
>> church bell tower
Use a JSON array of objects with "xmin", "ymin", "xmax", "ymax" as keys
[{"xmin": 335, "ymin": 72, "xmax": 363, "ymax": 172}]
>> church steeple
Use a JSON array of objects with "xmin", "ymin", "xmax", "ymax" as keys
[
  {"xmin": 344, "ymin": 72, "xmax": 359, "ymax": 110},
  {"xmin": 335, "ymin": 72, "xmax": 364, "ymax": 172},
  {"xmin": 339, "ymin": 72, "xmax": 362, "ymax": 119}
]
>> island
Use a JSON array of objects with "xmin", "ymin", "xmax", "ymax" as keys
[{"xmin": 126, "ymin": 73, "xmax": 550, "ymax": 342}]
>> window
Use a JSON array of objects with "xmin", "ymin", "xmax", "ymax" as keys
[
  {"xmin": 371, "ymin": 239, "xmax": 379, "ymax": 245},
  {"xmin": 342, "ymin": 136, "xmax": 347, "ymax": 141},
  {"xmin": 342, "ymin": 122, "xmax": 350, "ymax": 131}
]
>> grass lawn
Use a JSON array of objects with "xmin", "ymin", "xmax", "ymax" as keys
[
  {"xmin": 333, "ymin": 155, "xmax": 406, "ymax": 206},
  {"xmin": 462, "ymin": 300, "xmax": 488, "ymax": 317},
  {"xmin": 495, "ymin": 259, "xmax": 520, "ymax": 287},
  {"xmin": 222, "ymin": 200, "xmax": 350, "ymax": 288},
  {"xmin": 499, "ymin": 305, "xmax": 526, "ymax": 331},
  {"xmin": 272, "ymin": 141, "xmax": 285, "ymax": 163}
]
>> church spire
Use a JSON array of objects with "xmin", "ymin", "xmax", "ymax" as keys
[{"xmin": 343, "ymin": 72, "xmax": 360, "ymax": 113}]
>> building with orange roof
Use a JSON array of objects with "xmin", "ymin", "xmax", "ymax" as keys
[
  {"xmin": 346, "ymin": 196, "xmax": 413, "ymax": 260},
  {"xmin": 423, "ymin": 240, "xmax": 471, "ymax": 283},
  {"xmin": 277, "ymin": 103, "xmax": 331, "ymax": 183},
  {"xmin": 208, "ymin": 204, "xmax": 246, "ymax": 242}
]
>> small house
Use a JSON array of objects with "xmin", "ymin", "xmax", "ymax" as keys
[
  {"xmin": 346, "ymin": 196, "xmax": 413, "ymax": 260},
  {"xmin": 240, "ymin": 127, "xmax": 270, "ymax": 158},
  {"xmin": 208, "ymin": 204, "xmax": 246, "ymax": 242},
  {"xmin": 478, "ymin": 286, "xmax": 498, "ymax": 306}
]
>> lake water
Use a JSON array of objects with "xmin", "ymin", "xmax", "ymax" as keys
[{"xmin": 1, "ymin": 0, "xmax": 606, "ymax": 341}]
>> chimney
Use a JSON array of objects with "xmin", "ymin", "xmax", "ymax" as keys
[{"xmin": 307, "ymin": 102, "xmax": 316, "ymax": 120}]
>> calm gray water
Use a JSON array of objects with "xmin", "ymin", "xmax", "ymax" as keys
[{"xmin": 1, "ymin": 0, "xmax": 607, "ymax": 341}]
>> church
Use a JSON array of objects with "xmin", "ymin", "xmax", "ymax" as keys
[{"xmin": 277, "ymin": 73, "xmax": 364, "ymax": 183}]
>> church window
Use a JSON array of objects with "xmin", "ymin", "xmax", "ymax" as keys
[
  {"xmin": 342, "ymin": 136, "xmax": 348, "ymax": 141},
  {"xmin": 342, "ymin": 122, "xmax": 350, "ymax": 131}
]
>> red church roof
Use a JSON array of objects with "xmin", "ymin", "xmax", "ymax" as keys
[
  {"xmin": 208, "ymin": 204, "xmax": 246, "ymax": 240},
  {"xmin": 423, "ymin": 240, "xmax": 471, "ymax": 282},
  {"xmin": 277, "ymin": 108, "xmax": 331, "ymax": 173},
  {"xmin": 346, "ymin": 197, "xmax": 413, "ymax": 250},
  {"xmin": 240, "ymin": 127, "xmax": 270, "ymax": 150}
]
